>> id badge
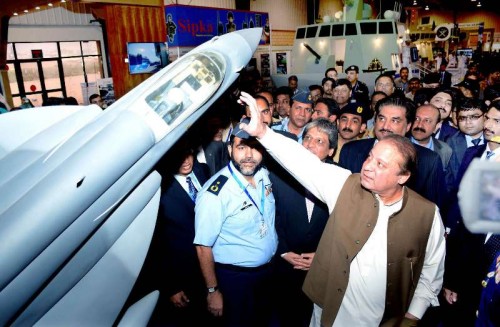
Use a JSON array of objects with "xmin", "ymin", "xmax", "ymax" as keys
[{"xmin": 259, "ymin": 221, "xmax": 268, "ymax": 238}]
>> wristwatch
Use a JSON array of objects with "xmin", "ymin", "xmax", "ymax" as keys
[{"xmin": 207, "ymin": 286, "xmax": 219, "ymax": 294}]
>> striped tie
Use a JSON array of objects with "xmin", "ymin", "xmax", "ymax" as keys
[{"xmin": 186, "ymin": 176, "xmax": 198, "ymax": 201}]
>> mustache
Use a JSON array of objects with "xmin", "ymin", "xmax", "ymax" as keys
[
  {"xmin": 239, "ymin": 159, "xmax": 259, "ymax": 164},
  {"xmin": 378, "ymin": 128, "xmax": 393, "ymax": 134},
  {"xmin": 342, "ymin": 127, "xmax": 354, "ymax": 133},
  {"xmin": 413, "ymin": 127, "xmax": 427, "ymax": 133}
]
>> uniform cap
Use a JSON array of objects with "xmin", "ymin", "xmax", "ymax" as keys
[
  {"xmin": 292, "ymin": 91, "xmax": 314, "ymax": 105},
  {"xmin": 345, "ymin": 65, "xmax": 359, "ymax": 73},
  {"xmin": 340, "ymin": 100, "xmax": 370, "ymax": 123}
]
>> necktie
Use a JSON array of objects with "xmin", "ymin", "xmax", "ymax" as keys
[
  {"xmin": 486, "ymin": 151, "xmax": 494, "ymax": 160},
  {"xmin": 472, "ymin": 138, "xmax": 481, "ymax": 147},
  {"xmin": 186, "ymin": 176, "xmax": 198, "ymax": 201}
]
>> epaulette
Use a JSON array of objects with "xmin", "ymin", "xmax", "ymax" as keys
[{"xmin": 207, "ymin": 175, "xmax": 228, "ymax": 196}]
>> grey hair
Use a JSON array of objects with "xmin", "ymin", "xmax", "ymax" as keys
[{"xmin": 302, "ymin": 118, "xmax": 338, "ymax": 149}]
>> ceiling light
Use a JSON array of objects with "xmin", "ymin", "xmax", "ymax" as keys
[
  {"xmin": 61, "ymin": 0, "xmax": 66, "ymax": 2},
  {"xmin": 471, "ymin": 0, "xmax": 476, "ymax": 2},
  {"xmin": 13, "ymin": 12, "xmax": 18, "ymax": 16},
  {"xmin": 477, "ymin": 2, "xmax": 481, "ymax": 6},
  {"xmin": 35, "ymin": 6, "xmax": 41, "ymax": 10},
  {"xmin": 48, "ymin": 3, "xmax": 53, "ymax": 6},
  {"xmin": 425, "ymin": 5, "xmax": 429, "ymax": 10},
  {"xmin": 24, "ymin": 9, "xmax": 29, "ymax": 13}
]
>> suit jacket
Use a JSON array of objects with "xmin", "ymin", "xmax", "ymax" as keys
[
  {"xmin": 437, "ymin": 121, "xmax": 457, "ymax": 142},
  {"xmin": 433, "ymin": 137, "xmax": 453, "ymax": 169},
  {"xmin": 445, "ymin": 131, "xmax": 468, "ymax": 182},
  {"xmin": 158, "ymin": 163, "xmax": 210, "ymax": 297},
  {"xmin": 338, "ymin": 138, "xmax": 446, "ymax": 209},
  {"xmin": 270, "ymin": 169, "xmax": 330, "ymax": 271},
  {"xmin": 202, "ymin": 140, "xmax": 229, "ymax": 177},
  {"xmin": 444, "ymin": 144, "xmax": 492, "ymax": 325},
  {"xmin": 439, "ymin": 70, "xmax": 453, "ymax": 89}
]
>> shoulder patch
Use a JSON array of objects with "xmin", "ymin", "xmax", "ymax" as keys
[{"xmin": 207, "ymin": 175, "xmax": 228, "ymax": 196}]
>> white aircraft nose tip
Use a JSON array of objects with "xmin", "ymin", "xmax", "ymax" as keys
[{"xmin": 232, "ymin": 27, "xmax": 263, "ymax": 53}]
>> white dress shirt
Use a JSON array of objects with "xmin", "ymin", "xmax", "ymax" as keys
[{"xmin": 174, "ymin": 172, "xmax": 202, "ymax": 195}]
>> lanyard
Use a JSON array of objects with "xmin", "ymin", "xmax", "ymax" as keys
[{"xmin": 227, "ymin": 163, "xmax": 265, "ymax": 217}]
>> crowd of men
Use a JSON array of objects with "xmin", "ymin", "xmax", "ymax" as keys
[{"xmin": 136, "ymin": 58, "xmax": 500, "ymax": 327}]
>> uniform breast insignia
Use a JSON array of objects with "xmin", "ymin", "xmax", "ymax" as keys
[
  {"xmin": 208, "ymin": 175, "xmax": 228, "ymax": 196},
  {"xmin": 241, "ymin": 201, "xmax": 253, "ymax": 211}
]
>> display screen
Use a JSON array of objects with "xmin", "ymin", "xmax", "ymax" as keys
[{"xmin": 127, "ymin": 42, "xmax": 168, "ymax": 74}]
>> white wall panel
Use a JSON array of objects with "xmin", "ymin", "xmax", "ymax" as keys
[
  {"xmin": 9, "ymin": 4, "xmax": 94, "ymax": 26},
  {"xmin": 251, "ymin": 0, "xmax": 307, "ymax": 31}
]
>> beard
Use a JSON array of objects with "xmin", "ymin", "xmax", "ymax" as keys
[{"xmin": 231, "ymin": 158, "xmax": 263, "ymax": 177}]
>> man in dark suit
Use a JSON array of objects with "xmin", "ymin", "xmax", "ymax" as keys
[
  {"xmin": 339, "ymin": 95, "xmax": 446, "ymax": 209},
  {"xmin": 429, "ymin": 89, "xmax": 458, "ymax": 142},
  {"xmin": 271, "ymin": 118, "xmax": 338, "ymax": 327},
  {"xmin": 441, "ymin": 102, "xmax": 500, "ymax": 327},
  {"xmin": 445, "ymin": 98, "xmax": 486, "ymax": 190},
  {"xmin": 438, "ymin": 63, "xmax": 453, "ymax": 89},
  {"xmin": 410, "ymin": 103, "xmax": 453, "ymax": 170},
  {"xmin": 155, "ymin": 141, "xmax": 213, "ymax": 326}
]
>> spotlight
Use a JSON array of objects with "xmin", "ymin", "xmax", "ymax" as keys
[
  {"xmin": 425, "ymin": 5, "xmax": 429, "ymax": 10},
  {"xmin": 477, "ymin": 2, "xmax": 482, "ymax": 6}
]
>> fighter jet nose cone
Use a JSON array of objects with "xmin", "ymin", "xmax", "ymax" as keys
[{"xmin": 232, "ymin": 27, "xmax": 263, "ymax": 53}]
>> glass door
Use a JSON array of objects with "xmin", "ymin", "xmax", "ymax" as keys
[{"xmin": 16, "ymin": 58, "xmax": 64, "ymax": 107}]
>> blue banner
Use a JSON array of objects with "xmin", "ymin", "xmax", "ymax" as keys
[{"xmin": 165, "ymin": 5, "xmax": 270, "ymax": 47}]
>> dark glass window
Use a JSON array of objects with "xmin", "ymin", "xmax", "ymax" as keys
[
  {"xmin": 296, "ymin": 28, "xmax": 306, "ymax": 39},
  {"xmin": 319, "ymin": 25, "xmax": 331, "ymax": 37},
  {"xmin": 331, "ymin": 24, "xmax": 344, "ymax": 36},
  {"xmin": 345, "ymin": 23, "xmax": 357, "ymax": 35},
  {"xmin": 379, "ymin": 21, "xmax": 394, "ymax": 34},
  {"xmin": 360, "ymin": 22, "xmax": 377, "ymax": 34},
  {"xmin": 306, "ymin": 26, "xmax": 319, "ymax": 38}
]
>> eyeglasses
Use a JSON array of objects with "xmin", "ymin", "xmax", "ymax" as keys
[{"xmin": 458, "ymin": 114, "xmax": 483, "ymax": 122}]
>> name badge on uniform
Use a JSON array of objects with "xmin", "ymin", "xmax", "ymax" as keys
[{"xmin": 259, "ymin": 221, "xmax": 268, "ymax": 238}]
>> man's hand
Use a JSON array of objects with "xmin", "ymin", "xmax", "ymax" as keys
[
  {"xmin": 443, "ymin": 288, "xmax": 458, "ymax": 304},
  {"xmin": 207, "ymin": 290, "xmax": 223, "ymax": 317},
  {"xmin": 238, "ymin": 91, "xmax": 268, "ymax": 139},
  {"xmin": 282, "ymin": 252, "xmax": 303, "ymax": 267},
  {"xmin": 170, "ymin": 291, "xmax": 190, "ymax": 308},
  {"xmin": 298, "ymin": 252, "xmax": 315, "ymax": 270}
]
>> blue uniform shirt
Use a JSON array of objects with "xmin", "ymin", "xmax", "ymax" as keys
[
  {"xmin": 271, "ymin": 117, "xmax": 304, "ymax": 143},
  {"xmin": 194, "ymin": 161, "xmax": 277, "ymax": 267}
]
